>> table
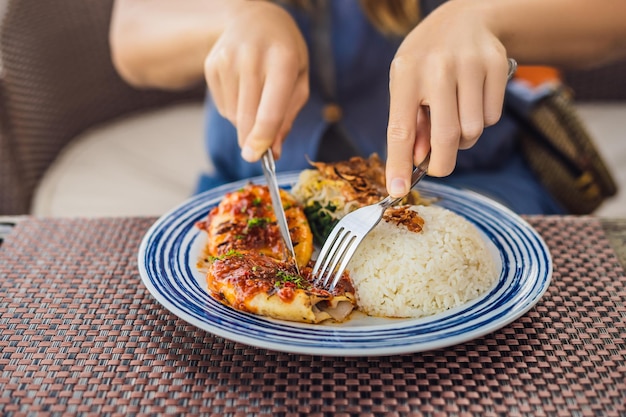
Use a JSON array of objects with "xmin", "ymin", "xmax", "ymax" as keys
[{"xmin": 0, "ymin": 216, "xmax": 624, "ymax": 416}]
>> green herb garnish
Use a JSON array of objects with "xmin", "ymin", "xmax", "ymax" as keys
[
  {"xmin": 247, "ymin": 217, "xmax": 271, "ymax": 228},
  {"xmin": 274, "ymin": 270, "xmax": 309, "ymax": 289},
  {"xmin": 207, "ymin": 249, "xmax": 243, "ymax": 263}
]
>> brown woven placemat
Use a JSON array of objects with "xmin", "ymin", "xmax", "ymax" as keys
[{"xmin": 0, "ymin": 216, "xmax": 625, "ymax": 416}]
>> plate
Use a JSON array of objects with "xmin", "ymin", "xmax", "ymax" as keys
[{"xmin": 138, "ymin": 173, "xmax": 552, "ymax": 356}]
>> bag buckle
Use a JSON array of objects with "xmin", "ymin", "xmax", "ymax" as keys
[{"xmin": 576, "ymin": 171, "xmax": 601, "ymax": 199}]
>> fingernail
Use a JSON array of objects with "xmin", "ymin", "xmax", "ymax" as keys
[
  {"xmin": 390, "ymin": 178, "xmax": 406, "ymax": 196},
  {"xmin": 241, "ymin": 146, "xmax": 255, "ymax": 162}
]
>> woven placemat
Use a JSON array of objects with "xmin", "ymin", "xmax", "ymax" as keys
[{"xmin": 0, "ymin": 216, "xmax": 624, "ymax": 416}]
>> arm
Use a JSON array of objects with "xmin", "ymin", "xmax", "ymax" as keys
[
  {"xmin": 385, "ymin": 0, "xmax": 626, "ymax": 198},
  {"xmin": 110, "ymin": 0, "xmax": 243, "ymax": 90},
  {"xmin": 491, "ymin": 0, "xmax": 626, "ymax": 67}
]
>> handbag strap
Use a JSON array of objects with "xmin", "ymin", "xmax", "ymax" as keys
[{"xmin": 507, "ymin": 84, "xmax": 618, "ymax": 213}]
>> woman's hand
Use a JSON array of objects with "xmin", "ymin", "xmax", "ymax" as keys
[
  {"xmin": 385, "ymin": 1, "xmax": 510, "ymax": 198},
  {"xmin": 205, "ymin": 1, "xmax": 309, "ymax": 162}
]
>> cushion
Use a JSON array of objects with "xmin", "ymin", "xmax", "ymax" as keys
[{"xmin": 32, "ymin": 103, "xmax": 212, "ymax": 217}]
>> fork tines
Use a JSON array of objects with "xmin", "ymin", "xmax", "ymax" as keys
[{"xmin": 312, "ymin": 226, "xmax": 356, "ymax": 289}]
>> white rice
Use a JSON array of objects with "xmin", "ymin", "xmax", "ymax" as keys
[{"xmin": 347, "ymin": 205, "xmax": 499, "ymax": 318}]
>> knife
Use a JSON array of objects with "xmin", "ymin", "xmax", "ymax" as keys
[{"xmin": 261, "ymin": 150, "xmax": 300, "ymax": 274}]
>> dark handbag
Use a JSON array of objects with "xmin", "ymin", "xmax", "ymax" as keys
[{"xmin": 507, "ymin": 84, "xmax": 618, "ymax": 214}]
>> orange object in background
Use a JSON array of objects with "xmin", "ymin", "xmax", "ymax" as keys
[{"xmin": 514, "ymin": 66, "xmax": 562, "ymax": 87}]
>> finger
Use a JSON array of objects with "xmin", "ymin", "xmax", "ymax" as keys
[
  {"xmin": 218, "ymin": 64, "xmax": 239, "ymax": 126},
  {"xmin": 483, "ymin": 55, "xmax": 509, "ymax": 126},
  {"xmin": 273, "ymin": 73, "xmax": 309, "ymax": 159},
  {"xmin": 236, "ymin": 54, "xmax": 263, "ymax": 149},
  {"xmin": 456, "ymin": 59, "xmax": 485, "ymax": 150},
  {"xmin": 427, "ymin": 69, "xmax": 461, "ymax": 177},
  {"xmin": 413, "ymin": 105, "xmax": 431, "ymax": 164},
  {"xmin": 241, "ymin": 51, "xmax": 299, "ymax": 162},
  {"xmin": 204, "ymin": 54, "xmax": 226, "ymax": 119},
  {"xmin": 386, "ymin": 56, "xmax": 420, "ymax": 198}
]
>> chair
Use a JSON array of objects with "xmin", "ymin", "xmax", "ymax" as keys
[{"xmin": 0, "ymin": 0, "xmax": 205, "ymax": 215}]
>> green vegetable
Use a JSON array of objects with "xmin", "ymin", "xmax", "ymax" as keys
[{"xmin": 304, "ymin": 202, "xmax": 339, "ymax": 246}]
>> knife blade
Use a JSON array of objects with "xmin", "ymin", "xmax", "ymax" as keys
[{"xmin": 261, "ymin": 150, "xmax": 300, "ymax": 274}]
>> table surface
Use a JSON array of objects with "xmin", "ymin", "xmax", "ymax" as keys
[{"xmin": 0, "ymin": 215, "xmax": 625, "ymax": 416}]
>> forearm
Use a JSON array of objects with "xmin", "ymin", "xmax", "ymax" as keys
[
  {"xmin": 443, "ymin": 0, "xmax": 626, "ymax": 69},
  {"xmin": 110, "ymin": 0, "xmax": 246, "ymax": 90}
]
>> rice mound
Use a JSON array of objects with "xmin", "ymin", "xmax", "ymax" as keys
[{"xmin": 347, "ymin": 205, "xmax": 498, "ymax": 318}]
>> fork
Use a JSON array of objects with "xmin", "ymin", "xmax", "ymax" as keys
[{"xmin": 312, "ymin": 154, "xmax": 430, "ymax": 291}]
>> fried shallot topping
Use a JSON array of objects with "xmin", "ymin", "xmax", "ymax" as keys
[
  {"xmin": 310, "ymin": 154, "xmax": 388, "ymax": 206},
  {"xmin": 309, "ymin": 154, "xmax": 424, "ymax": 207},
  {"xmin": 383, "ymin": 206, "xmax": 425, "ymax": 233}
]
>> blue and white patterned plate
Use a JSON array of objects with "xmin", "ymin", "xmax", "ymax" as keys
[{"xmin": 138, "ymin": 173, "xmax": 552, "ymax": 356}]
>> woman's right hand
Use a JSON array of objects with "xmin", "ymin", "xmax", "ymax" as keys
[{"xmin": 205, "ymin": 1, "xmax": 309, "ymax": 163}]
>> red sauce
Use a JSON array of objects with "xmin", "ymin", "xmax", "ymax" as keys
[
  {"xmin": 197, "ymin": 183, "xmax": 351, "ymax": 318},
  {"xmin": 228, "ymin": 187, "xmax": 283, "ymax": 255},
  {"xmin": 207, "ymin": 253, "xmax": 354, "ymax": 310}
]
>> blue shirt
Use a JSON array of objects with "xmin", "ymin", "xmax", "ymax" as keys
[{"xmin": 197, "ymin": 0, "xmax": 564, "ymax": 215}]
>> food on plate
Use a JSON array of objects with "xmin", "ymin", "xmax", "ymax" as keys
[
  {"xmin": 196, "ymin": 183, "xmax": 356, "ymax": 324},
  {"xmin": 197, "ymin": 182, "xmax": 313, "ymax": 267},
  {"xmin": 291, "ymin": 154, "xmax": 427, "ymax": 244},
  {"xmin": 346, "ymin": 204, "xmax": 499, "ymax": 318},
  {"xmin": 204, "ymin": 252, "xmax": 355, "ymax": 324},
  {"xmin": 196, "ymin": 157, "xmax": 499, "ymax": 324}
]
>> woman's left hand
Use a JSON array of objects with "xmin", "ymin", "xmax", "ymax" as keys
[{"xmin": 384, "ymin": 1, "xmax": 511, "ymax": 198}]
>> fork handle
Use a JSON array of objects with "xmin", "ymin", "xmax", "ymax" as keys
[{"xmin": 380, "ymin": 153, "xmax": 430, "ymax": 209}]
